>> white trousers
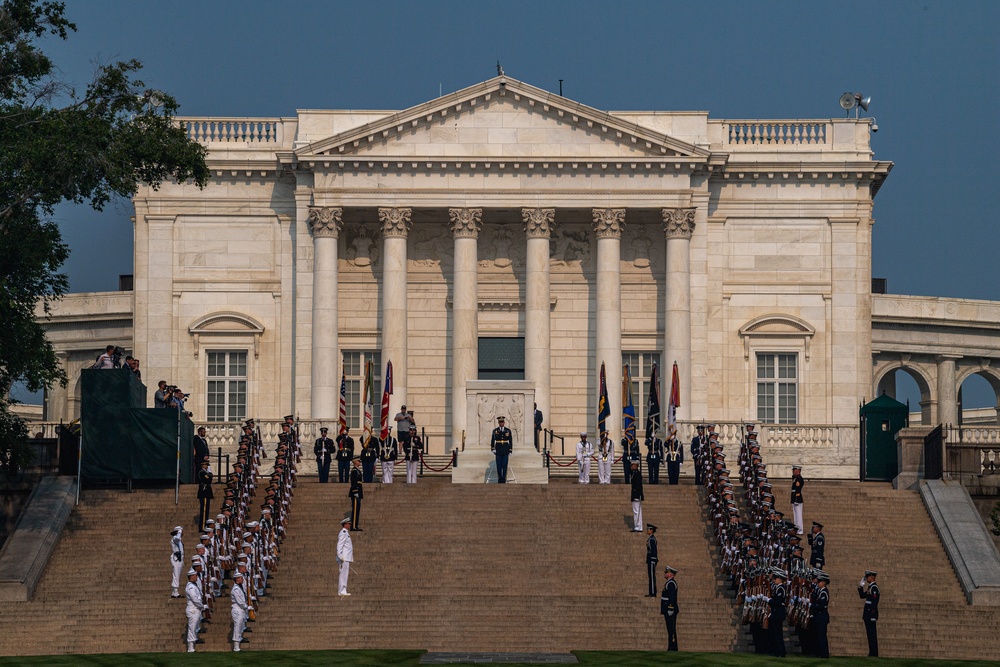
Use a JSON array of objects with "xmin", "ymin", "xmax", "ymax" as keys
[
  {"xmin": 170, "ymin": 557, "xmax": 182, "ymax": 591},
  {"xmin": 597, "ymin": 457, "xmax": 612, "ymax": 484},
  {"xmin": 186, "ymin": 609, "xmax": 200, "ymax": 642},
  {"xmin": 578, "ymin": 458, "xmax": 591, "ymax": 483},
  {"xmin": 792, "ymin": 502, "xmax": 804, "ymax": 534},
  {"xmin": 231, "ymin": 608, "xmax": 246, "ymax": 641},
  {"xmin": 406, "ymin": 460, "xmax": 418, "ymax": 483},
  {"xmin": 632, "ymin": 500, "xmax": 643, "ymax": 531},
  {"xmin": 339, "ymin": 560, "xmax": 350, "ymax": 594},
  {"xmin": 381, "ymin": 461, "xmax": 394, "ymax": 483}
]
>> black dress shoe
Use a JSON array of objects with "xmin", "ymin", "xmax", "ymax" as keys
[
  {"xmin": 243, "ymin": 627, "xmax": 252, "ymax": 633},
  {"xmin": 240, "ymin": 638, "xmax": 250, "ymax": 643},
  {"xmin": 195, "ymin": 639, "xmax": 205, "ymax": 644}
]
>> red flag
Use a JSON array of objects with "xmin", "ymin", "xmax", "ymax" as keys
[
  {"xmin": 668, "ymin": 361, "xmax": 681, "ymax": 438},
  {"xmin": 338, "ymin": 372, "xmax": 348, "ymax": 435},
  {"xmin": 379, "ymin": 361, "xmax": 393, "ymax": 440}
]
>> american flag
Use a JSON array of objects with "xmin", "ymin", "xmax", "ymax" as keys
[
  {"xmin": 338, "ymin": 372, "xmax": 348, "ymax": 435},
  {"xmin": 363, "ymin": 360, "xmax": 374, "ymax": 445},
  {"xmin": 379, "ymin": 361, "xmax": 393, "ymax": 440}
]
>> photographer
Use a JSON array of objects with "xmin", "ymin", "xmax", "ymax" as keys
[
  {"xmin": 92, "ymin": 345, "xmax": 117, "ymax": 369},
  {"xmin": 172, "ymin": 388, "xmax": 193, "ymax": 418},
  {"xmin": 155, "ymin": 380, "xmax": 170, "ymax": 408}
]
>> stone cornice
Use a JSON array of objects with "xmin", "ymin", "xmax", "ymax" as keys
[
  {"xmin": 593, "ymin": 209, "xmax": 625, "ymax": 239},
  {"xmin": 449, "ymin": 208, "xmax": 483, "ymax": 238},
  {"xmin": 662, "ymin": 208, "xmax": 696, "ymax": 239},
  {"xmin": 307, "ymin": 206, "xmax": 343, "ymax": 238},
  {"xmin": 378, "ymin": 207, "xmax": 412, "ymax": 237},
  {"xmin": 522, "ymin": 208, "xmax": 555, "ymax": 238}
]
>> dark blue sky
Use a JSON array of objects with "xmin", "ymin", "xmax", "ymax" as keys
[{"xmin": 31, "ymin": 0, "xmax": 1000, "ymax": 407}]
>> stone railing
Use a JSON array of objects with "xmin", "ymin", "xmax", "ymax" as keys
[
  {"xmin": 722, "ymin": 121, "xmax": 830, "ymax": 147},
  {"xmin": 179, "ymin": 117, "xmax": 287, "ymax": 145}
]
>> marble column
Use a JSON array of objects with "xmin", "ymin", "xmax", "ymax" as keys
[
  {"xmin": 523, "ymin": 208, "xmax": 554, "ymax": 443},
  {"xmin": 308, "ymin": 206, "xmax": 343, "ymax": 419},
  {"xmin": 379, "ymin": 207, "xmax": 412, "ymax": 423},
  {"xmin": 936, "ymin": 355, "xmax": 961, "ymax": 426},
  {"xmin": 594, "ymin": 208, "xmax": 625, "ymax": 439},
  {"xmin": 663, "ymin": 208, "xmax": 695, "ymax": 421},
  {"xmin": 450, "ymin": 208, "xmax": 483, "ymax": 449}
]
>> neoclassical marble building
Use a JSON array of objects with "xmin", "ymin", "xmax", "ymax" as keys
[{"xmin": 37, "ymin": 76, "xmax": 1000, "ymax": 477}]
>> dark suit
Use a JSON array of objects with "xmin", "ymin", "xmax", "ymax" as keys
[
  {"xmin": 491, "ymin": 426, "xmax": 513, "ymax": 483},
  {"xmin": 533, "ymin": 408, "xmax": 543, "ymax": 450},
  {"xmin": 193, "ymin": 434, "xmax": 210, "ymax": 466},
  {"xmin": 314, "ymin": 436, "xmax": 334, "ymax": 483},
  {"xmin": 660, "ymin": 578, "xmax": 679, "ymax": 651},
  {"xmin": 196, "ymin": 467, "xmax": 213, "ymax": 529},
  {"xmin": 859, "ymin": 582, "xmax": 879, "ymax": 656},
  {"xmin": 348, "ymin": 466, "xmax": 363, "ymax": 529}
]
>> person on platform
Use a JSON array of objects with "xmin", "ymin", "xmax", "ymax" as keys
[
  {"xmin": 534, "ymin": 402, "xmax": 543, "ymax": 450},
  {"xmin": 196, "ymin": 461, "xmax": 213, "ymax": 531},
  {"xmin": 314, "ymin": 427, "xmax": 334, "ymax": 483},
  {"xmin": 645, "ymin": 524, "xmax": 659, "ymax": 597},
  {"xmin": 336, "ymin": 426, "xmax": 355, "ymax": 483},
  {"xmin": 93, "ymin": 344, "xmax": 117, "ymax": 369},
  {"xmin": 808, "ymin": 521, "xmax": 826, "ymax": 569},
  {"xmin": 193, "ymin": 426, "xmax": 210, "ymax": 465},
  {"xmin": 691, "ymin": 424, "xmax": 706, "ymax": 485},
  {"xmin": 394, "ymin": 405, "xmax": 413, "ymax": 449},
  {"xmin": 337, "ymin": 517, "xmax": 354, "ymax": 596},
  {"xmin": 170, "ymin": 526, "xmax": 184, "ymax": 598},
  {"xmin": 790, "ymin": 465, "xmax": 805, "ymax": 535},
  {"xmin": 155, "ymin": 380, "xmax": 169, "ymax": 408},
  {"xmin": 811, "ymin": 570, "xmax": 831, "ymax": 658},
  {"xmin": 490, "ymin": 416, "xmax": 513, "ymax": 483},
  {"xmin": 359, "ymin": 438, "xmax": 377, "ymax": 483},
  {"xmin": 630, "ymin": 462, "xmax": 644, "ymax": 531},
  {"xmin": 404, "ymin": 425, "xmax": 423, "ymax": 483},
  {"xmin": 230, "ymin": 569, "xmax": 248, "ymax": 651},
  {"xmin": 185, "ymin": 568, "xmax": 205, "ymax": 652},
  {"xmin": 576, "ymin": 431, "xmax": 594, "ymax": 484},
  {"xmin": 596, "ymin": 432, "xmax": 613, "ymax": 484},
  {"xmin": 349, "ymin": 459, "xmax": 363, "ymax": 530},
  {"xmin": 664, "ymin": 435, "xmax": 683, "ymax": 485},
  {"xmin": 660, "ymin": 565, "xmax": 679, "ymax": 651},
  {"xmin": 859, "ymin": 570, "xmax": 879, "ymax": 657},
  {"xmin": 768, "ymin": 568, "xmax": 788, "ymax": 657},
  {"xmin": 646, "ymin": 431, "xmax": 663, "ymax": 484},
  {"xmin": 379, "ymin": 427, "xmax": 398, "ymax": 483}
]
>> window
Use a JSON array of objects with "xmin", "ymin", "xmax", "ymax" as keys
[
  {"xmin": 757, "ymin": 353, "xmax": 797, "ymax": 424},
  {"xmin": 343, "ymin": 350, "xmax": 382, "ymax": 429},
  {"xmin": 206, "ymin": 351, "xmax": 247, "ymax": 422},
  {"xmin": 478, "ymin": 337, "xmax": 525, "ymax": 380},
  {"xmin": 623, "ymin": 351, "xmax": 661, "ymax": 436}
]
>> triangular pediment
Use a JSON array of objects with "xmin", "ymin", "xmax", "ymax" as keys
[{"xmin": 296, "ymin": 77, "xmax": 709, "ymax": 162}]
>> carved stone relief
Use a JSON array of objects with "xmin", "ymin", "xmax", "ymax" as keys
[
  {"xmin": 477, "ymin": 393, "xmax": 524, "ymax": 447},
  {"xmin": 549, "ymin": 224, "xmax": 593, "ymax": 270},
  {"xmin": 344, "ymin": 223, "xmax": 379, "ymax": 268},
  {"xmin": 409, "ymin": 223, "xmax": 453, "ymax": 269},
  {"xmin": 478, "ymin": 224, "xmax": 523, "ymax": 270}
]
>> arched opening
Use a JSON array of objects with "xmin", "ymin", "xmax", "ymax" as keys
[
  {"xmin": 876, "ymin": 367, "xmax": 931, "ymax": 425},
  {"xmin": 958, "ymin": 371, "xmax": 1000, "ymax": 425}
]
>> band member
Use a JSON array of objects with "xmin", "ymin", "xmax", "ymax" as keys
[
  {"xmin": 379, "ymin": 427, "xmax": 398, "ymax": 483},
  {"xmin": 314, "ymin": 427, "xmax": 334, "ymax": 483},
  {"xmin": 335, "ymin": 426, "xmax": 355, "ymax": 483},
  {"xmin": 490, "ymin": 416, "xmax": 513, "ymax": 483},
  {"xmin": 660, "ymin": 566, "xmax": 679, "ymax": 651},
  {"xmin": 596, "ymin": 432, "xmax": 612, "ymax": 484},
  {"xmin": 404, "ymin": 425, "xmax": 423, "ymax": 483},
  {"xmin": 630, "ymin": 462, "xmax": 644, "ymax": 531},
  {"xmin": 646, "ymin": 431, "xmax": 663, "ymax": 484},
  {"xmin": 348, "ymin": 459, "xmax": 363, "ymax": 530},
  {"xmin": 691, "ymin": 424, "xmax": 707, "ymax": 485},
  {"xmin": 576, "ymin": 431, "xmax": 594, "ymax": 484},
  {"xmin": 665, "ymin": 436, "xmax": 683, "ymax": 485},
  {"xmin": 645, "ymin": 524, "xmax": 659, "ymax": 596},
  {"xmin": 859, "ymin": 570, "xmax": 879, "ymax": 656}
]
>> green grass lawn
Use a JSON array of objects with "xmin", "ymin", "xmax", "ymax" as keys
[{"xmin": 0, "ymin": 652, "xmax": 994, "ymax": 667}]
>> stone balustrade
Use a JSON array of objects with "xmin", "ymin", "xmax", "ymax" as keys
[
  {"xmin": 722, "ymin": 120, "xmax": 830, "ymax": 146},
  {"xmin": 179, "ymin": 117, "xmax": 289, "ymax": 145}
]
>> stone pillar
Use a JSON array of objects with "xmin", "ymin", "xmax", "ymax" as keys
[
  {"xmin": 308, "ymin": 207, "xmax": 343, "ymax": 419},
  {"xmin": 523, "ymin": 208, "xmax": 554, "ymax": 444},
  {"xmin": 937, "ymin": 355, "xmax": 961, "ymax": 427},
  {"xmin": 379, "ymin": 207, "xmax": 412, "ymax": 423},
  {"xmin": 663, "ymin": 208, "xmax": 695, "ymax": 420},
  {"xmin": 594, "ymin": 208, "xmax": 625, "ymax": 439},
  {"xmin": 450, "ymin": 208, "xmax": 483, "ymax": 449}
]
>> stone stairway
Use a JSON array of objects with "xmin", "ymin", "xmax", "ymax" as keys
[{"xmin": 766, "ymin": 480, "xmax": 1000, "ymax": 659}]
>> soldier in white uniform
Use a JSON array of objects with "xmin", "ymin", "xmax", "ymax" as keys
[
  {"xmin": 185, "ymin": 569, "xmax": 205, "ymax": 652},
  {"xmin": 596, "ymin": 432, "xmax": 614, "ymax": 484},
  {"xmin": 170, "ymin": 526, "xmax": 184, "ymax": 598},
  {"xmin": 575, "ymin": 432, "xmax": 593, "ymax": 484},
  {"xmin": 231, "ymin": 570, "xmax": 249, "ymax": 651},
  {"xmin": 337, "ymin": 516, "xmax": 354, "ymax": 596},
  {"xmin": 379, "ymin": 427, "xmax": 398, "ymax": 484}
]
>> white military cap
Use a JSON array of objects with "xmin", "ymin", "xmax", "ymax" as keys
[
  {"xmin": 232, "ymin": 571, "xmax": 244, "ymax": 579},
  {"xmin": 186, "ymin": 569, "xmax": 197, "ymax": 576},
  {"xmin": 172, "ymin": 525, "xmax": 183, "ymax": 533},
  {"xmin": 341, "ymin": 517, "xmax": 352, "ymax": 525}
]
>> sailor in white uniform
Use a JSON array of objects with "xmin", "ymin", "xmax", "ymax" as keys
[
  {"xmin": 170, "ymin": 526, "xmax": 184, "ymax": 598},
  {"xmin": 337, "ymin": 516, "xmax": 354, "ymax": 596},
  {"xmin": 575, "ymin": 432, "xmax": 594, "ymax": 484},
  {"xmin": 596, "ymin": 433, "xmax": 614, "ymax": 484},
  {"xmin": 231, "ymin": 570, "xmax": 249, "ymax": 651},
  {"xmin": 185, "ymin": 569, "xmax": 205, "ymax": 652}
]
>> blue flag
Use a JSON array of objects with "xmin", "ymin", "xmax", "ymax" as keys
[
  {"xmin": 622, "ymin": 364, "xmax": 636, "ymax": 449},
  {"xmin": 598, "ymin": 362, "xmax": 610, "ymax": 443}
]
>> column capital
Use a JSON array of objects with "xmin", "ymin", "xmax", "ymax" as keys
[
  {"xmin": 662, "ymin": 208, "xmax": 696, "ymax": 239},
  {"xmin": 593, "ymin": 208, "xmax": 625, "ymax": 238},
  {"xmin": 522, "ymin": 208, "xmax": 555, "ymax": 238},
  {"xmin": 449, "ymin": 208, "xmax": 483, "ymax": 238},
  {"xmin": 307, "ymin": 206, "xmax": 343, "ymax": 238},
  {"xmin": 378, "ymin": 207, "xmax": 413, "ymax": 237}
]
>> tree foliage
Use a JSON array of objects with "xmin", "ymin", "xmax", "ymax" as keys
[{"xmin": 0, "ymin": 0, "xmax": 209, "ymax": 475}]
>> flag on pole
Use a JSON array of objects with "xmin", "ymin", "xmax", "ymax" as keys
[
  {"xmin": 622, "ymin": 363, "xmax": 636, "ymax": 450},
  {"xmin": 598, "ymin": 362, "xmax": 611, "ymax": 444},
  {"xmin": 645, "ymin": 362, "xmax": 661, "ymax": 437},
  {"xmin": 379, "ymin": 361, "xmax": 393, "ymax": 440},
  {"xmin": 363, "ymin": 360, "xmax": 374, "ymax": 445},
  {"xmin": 668, "ymin": 361, "xmax": 681, "ymax": 439},
  {"xmin": 338, "ymin": 371, "xmax": 348, "ymax": 435}
]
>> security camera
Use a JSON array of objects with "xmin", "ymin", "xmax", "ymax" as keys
[{"xmin": 870, "ymin": 117, "xmax": 878, "ymax": 133}]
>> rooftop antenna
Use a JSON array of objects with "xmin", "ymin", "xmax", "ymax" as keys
[{"xmin": 559, "ymin": 79, "xmax": 563, "ymax": 96}]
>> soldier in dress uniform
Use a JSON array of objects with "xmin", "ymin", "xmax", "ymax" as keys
[
  {"xmin": 196, "ymin": 461, "xmax": 214, "ymax": 531},
  {"xmin": 379, "ymin": 426, "xmax": 398, "ymax": 483},
  {"xmin": 859, "ymin": 570, "xmax": 879, "ymax": 656},
  {"xmin": 335, "ymin": 426, "xmax": 355, "ymax": 483},
  {"xmin": 576, "ymin": 431, "xmax": 594, "ymax": 484},
  {"xmin": 490, "ymin": 416, "xmax": 513, "ymax": 483},
  {"xmin": 630, "ymin": 462, "xmax": 644, "ymax": 532},
  {"xmin": 768, "ymin": 568, "xmax": 788, "ymax": 657},
  {"xmin": 230, "ymin": 569, "xmax": 248, "ymax": 651},
  {"xmin": 622, "ymin": 434, "xmax": 641, "ymax": 483},
  {"xmin": 665, "ymin": 436, "xmax": 684, "ymax": 485},
  {"xmin": 691, "ymin": 424, "xmax": 707, "ymax": 485},
  {"xmin": 314, "ymin": 427, "xmax": 334, "ymax": 483},
  {"xmin": 790, "ymin": 465, "xmax": 805, "ymax": 535},
  {"xmin": 808, "ymin": 521, "xmax": 826, "ymax": 569},
  {"xmin": 359, "ymin": 438, "xmax": 377, "ymax": 483},
  {"xmin": 348, "ymin": 459, "xmax": 364, "ymax": 530},
  {"xmin": 170, "ymin": 526, "xmax": 184, "ymax": 598},
  {"xmin": 646, "ymin": 431, "xmax": 663, "ymax": 484},
  {"xmin": 184, "ymin": 568, "xmax": 205, "ymax": 652},
  {"xmin": 811, "ymin": 570, "xmax": 831, "ymax": 658},
  {"xmin": 404, "ymin": 425, "xmax": 423, "ymax": 483},
  {"xmin": 337, "ymin": 516, "xmax": 354, "ymax": 596},
  {"xmin": 595, "ymin": 432, "xmax": 612, "ymax": 484},
  {"xmin": 660, "ymin": 565, "xmax": 679, "ymax": 651},
  {"xmin": 645, "ymin": 524, "xmax": 659, "ymax": 596}
]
